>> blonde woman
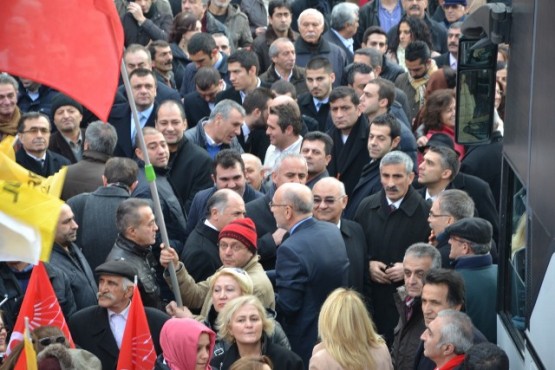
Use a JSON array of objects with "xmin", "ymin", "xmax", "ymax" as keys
[{"xmin": 309, "ymin": 288, "xmax": 393, "ymax": 370}]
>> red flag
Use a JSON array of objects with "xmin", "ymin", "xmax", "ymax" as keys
[
  {"xmin": 117, "ymin": 284, "xmax": 156, "ymax": 370},
  {"xmin": 0, "ymin": 0, "xmax": 124, "ymax": 122},
  {"xmin": 7, "ymin": 262, "xmax": 74, "ymax": 354}
]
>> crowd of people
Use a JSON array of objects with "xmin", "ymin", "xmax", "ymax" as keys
[{"xmin": 0, "ymin": 0, "xmax": 513, "ymax": 368}]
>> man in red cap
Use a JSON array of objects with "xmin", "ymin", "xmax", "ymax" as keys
[{"xmin": 160, "ymin": 217, "xmax": 275, "ymax": 318}]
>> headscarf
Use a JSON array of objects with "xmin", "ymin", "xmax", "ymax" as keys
[{"xmin": 160, "ymin": 318, "xmax": 216, "ymax": 370}]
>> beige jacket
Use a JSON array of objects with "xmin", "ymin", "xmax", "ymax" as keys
[{"xmin": 309, "ymin": 342, "xmax": 393, "ymax": 370}]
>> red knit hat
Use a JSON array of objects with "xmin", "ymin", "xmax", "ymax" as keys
[{"xmin": 219, "ymin": 218, "xmax": 258, "ymax": 253}]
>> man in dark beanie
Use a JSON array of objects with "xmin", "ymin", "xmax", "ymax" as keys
[
  {"xmin": 445, "ymin": 217, "xmax": 497, "ymax": 343},
  {"xmin": 48, "ymin": 93, "xmax": 85, "ymax": 163},
  {"xmin": 160, "ymin": 217, "xmax": 275, "ymax": 318}
]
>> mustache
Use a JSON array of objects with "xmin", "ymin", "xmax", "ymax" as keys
[
  {"xmin": 448, "ymin": 43, "xmax": 458, "ymax": 48},
  {"xmin": 97, "ymin": 292, "xmax": 115, "ymax": 300},
  {"xmin": 409, "ymin": 5, "xmax": 421, "ymax": 10},
  {"xmin": 385, "ymin": 186, "xmax": 399, "ymax": 192}
]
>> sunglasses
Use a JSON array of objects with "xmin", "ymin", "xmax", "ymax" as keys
[{"xmin": 35, "ymin": 336, "xmax": 66, "ymax": 346}]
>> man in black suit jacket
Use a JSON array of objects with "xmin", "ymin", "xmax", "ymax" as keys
[
  {"xmin": 298, "ymin": 57, "xmax": 335, "ymax": 132},
  {"xmin": 48, "ymin": 93, "xmax": 85, "ymax": 163},
  {"xmin": 69, "ymin": 260, "xmax": 169, "ymax": 370},
  {"xmin": 433, "ymin": 22, "xmax": 462, "ymax": 69},
  {"xmin": 183, "ymin": 66, "xmax": 227, "ymax": 128},
  {"xmin": 109, "ymin": 69, "xmax": 158, "ymax": 158},
  {"xmin": 237, "ymin": 87, "xmax": 275, "ymax": 161},
  {"xmin": 15, "ymin": 111, "xmax": 70, "ymax": 177},
  {"xmin": 272, "ymin": 183, "xmax": 350, "ymax": 366},
  {"xmin": 323, "ymin": 2, "xmax": 359, "ymax": 64}
]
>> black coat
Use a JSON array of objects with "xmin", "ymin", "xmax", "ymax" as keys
[
  {"xmin": 340, "ymin": 219, "xmax": 372, "ymax": 301},
  {"xmin": 354, "ymin": 187, "xmax": 430, "ymax": 345},
  {"xmin": 49, "ymin": 243, "xmax": 98, "ymax": 310},
  {"xmin": 181, "ymin": 222, "xmax": 221, "ymax": 282},
  {"xmin": 327, "ymin": 115, "xmax": 370, "ymax": 197},
  {"xmin": 108, "ymin": 104, "xmax": 158, "ymax": 158},
  {"xmin": 122, "ymin": 5, "xmax": 172, "ymax": 46},
  {"xmin": 167, "ymin": 136, "xmax": 213, "ymax": 214},
  {"xmin": 344, "ymin": 159, "xmax": 382, "ymax": 219},
  {"xmin": 69, "ymin": 305, "xmax": 169, "ymax": 370},
  {"xmin": 183, "ymin": 91, "xmax": 211, "ymax": 128},
  {"xmin": 15, "ymin": 148, "xmax": 70, "ymax": 177},
  {"xmin": 298, "ymin": 92, "xmax": 333, "ymax": 132},
  {"xmin": 392, "ymin": 295, "xmax": 425, "ymax": 370},
  {"xmin": 246, "ymin": 191, "xmax": 277, "ymax": 270},
  {"xmin": 211, "ymin": 333, "xmax": 304, "ymax": 370},
  {"xmin": 179, "ymin": 52, "xmax": 230, "ymax": 97},
  {"xmin": 48, "ymin": 129, "xmax": 85, "ymax": 164},
  {"xmin": 116, "ymin": 83, "xmax": 182, "ymax": 107},
  {"xmin": 237, "ymin": 127, "xmax": 270, "ymax": 162},
  {"xmin": 433, "ymin": 52, "xmax": 451, "ymax": 68}
]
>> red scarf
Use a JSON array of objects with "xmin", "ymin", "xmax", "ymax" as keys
[{"xmin": 435, "ymin": 354, "xmax": 465, "ymax": 370}]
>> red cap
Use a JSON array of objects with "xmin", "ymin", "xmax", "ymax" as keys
[{"xmin": 219, "ymin": 218, "xmax": 258, "ymax": 253}]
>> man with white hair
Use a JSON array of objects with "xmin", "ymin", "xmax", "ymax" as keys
[
  {"xmin": 294, "ymin": 9, "xmax": 347, "ymax": 86},
  {"xmin": 324, "ymin": 2, "xmax": 359, "ymax": 63}
]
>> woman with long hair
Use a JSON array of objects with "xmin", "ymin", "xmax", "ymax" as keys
[
  {"xmin": 309, "ymin": 288, "xmax": 393, "ymax": 370},
  {"xmin": 211, "ymin": 296, "xmax": 303, "ymax": 370},
  {"xmin": 387, "ymin": 16, "xmax": 436, "ymax": 70},
  {"xmin": 168, "ymin": 12, "xmax": 202, "ymax": 91}
]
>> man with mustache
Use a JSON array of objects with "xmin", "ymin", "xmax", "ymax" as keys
[
  {"xmin": 354, "ymin": 150, "xmax": 430, "ymax": 347},
  {"xmin": 434, "ymin": 22, "xmax": 462, "ymax": 69},
  {"xmin": 15, "ymin": 112, "xmax": 70, "ymax": 177},
  {"xmin": 149, "ymin": 40, "xmax": 178, "ymax": 90},
  {"xmin": 49, "ymin": 204, "xmax": 98, "ymax": 310},
  {"xmin": 69, "ymin": 259, "xmax": 169, "ymax": 370}
]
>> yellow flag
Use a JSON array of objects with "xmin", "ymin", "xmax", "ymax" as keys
[
  {"xmin": 0, "ymin": 180, "xmax": 64, "ymax": 264},
  {"xmin": 0, "ymin": 152, "xmax": 67, "ymax": 199},
  {"xmin": 0, "ymin": 135, "xmax": 16, "ymax": 161},
  {"xmin": 23, "ymin": 326, "xmax": 38, "ymax": 370}
]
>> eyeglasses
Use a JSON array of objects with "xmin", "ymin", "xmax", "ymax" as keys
[
  {"xmin": 35, "ymin": 336, "xmax": 66, "ymax": 346},
  {"xmin": 218, "ymin": 242, "xmax": 246, "ymax": 252},
  {"xmin": 269, "ymin": 201, "xmax": 290, "ymax": 209},
  {"xmin": 313, "ymin": 195, "xmax": 346, "ymax": 206},
  {"xmin": 22, "ymin": 127, "xmax": 50, "ymax": 135},
  {"xmin": 428, "ymin": 211, "xmax": 451, "ymax": 218}
]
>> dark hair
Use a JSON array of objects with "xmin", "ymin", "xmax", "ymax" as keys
[
  {"xmin": 116, "ymin": 198, "xmax": 152, "ymax": 234},
  {"xmin": 423, "ymin": 268, "xmax": 466, "ymax": 309},
  {"xmin": 195, "ymin": 67, "xmax": 221, "ymax": 90},
  {"xmin": 213, "ymin": 149, "xmax": 245, "ymax": 175},
  {"xmin": 370, "ymin": 113, "xmax": 401, "ymax": 139},
  {"xmin": 362, "ymin": 25, "xmax": 388, "ymax": 45},
  {"xmin": 355, "ymin": 48, "xmax": 382, "ymax": 69},
  {"xmin": 268, "ymin": 0, "xmax": 292, "ymax": 17},
  {"xmin": 129, "ymin": 67, "xmax": 157, "ymax": 83},
  {"xmin": 421, "ymin": 89, "xmax": 456, "ymax": 132},
  {"xmin": 104, "ymin": 157, "xmax": 139, "ymax": 186},
  {"xmin": 84, "ymin": 121, "xmax": 117, "ymax": 155},
  {"xmin": 427, "ymin": 146, "xmax": 460, "ymax": 180},
  {"xmin": 302, "ymin": 131, "xmax": 333, "ymax": 155},
  {"xmin": 229, "ymin": 355, "xmax": 274, "ymax": 370},
  {"xmin": 243, "ymin": 88, "xmax": 275, "ymax": 115},
  {"xmin": 306, "ymin": 56, "xmax": 333, "ymax": 73},
  {"xmin": 17, "ymin": 111, "xmax": 51, "ymax": 133},
  {"xmin": 124, "ymin": 44, "xmax": 150, "ymax": 60},
  {"xmin": 367, "ymin": 78, "xmax": 396, "ymax": 108},
  {"xmin": 329, "ymin": 86, "xmax": 359, "ymax": 106},
  {"xmin": 405, "ymin": 40, "xmax": 431, "ymax": 63},
  {"xmin": 148, "ymin": 40, "xmax": 171, "ymax": 60},
  {"xmin": 389, "ymin": 16, "xmax": 433, "ymax": 56},
  {"xmin": 169, "ymin": 12, "xmax": 199, "ymax": 43},
  {"xmin": 188, "ymin": 32, "xmax": 217, "ymax": 55},
  {"xmin": 347, "ymin": 63, "xmax": 373, "ymax": 86},
  {"xmin": 463, "ymin": 343, "xmax": 509, "ymax": 370},
  {"xmin": 157, "ymin": 100, "xmax": 186, "ymax": 120},
  {"xmin": 268, "ymin": 104, "xmax": 302, "ymax": 135},
  {"xmin": 271, "ymin": 80, "xmax": 297, "ymax": 99},
  {"xmin": 228, "ymin": 49, "xmax": 260, "ymax": 75}
]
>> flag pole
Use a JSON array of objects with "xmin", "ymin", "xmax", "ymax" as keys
[{"xmin": 120, "ymin": 59, "xmax": 183, "ymax": 308}]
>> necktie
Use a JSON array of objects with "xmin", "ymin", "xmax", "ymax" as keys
[
  {"xmin": 37, "ymin": 159, "xmax": 45, "ymax": 168},
  {"xmin": 390, "ymin": 204, "xmax": 397, "ymax": 213},
  {"xmin": 426, "ymin": 198, "xmax": 433, "ymax": 208},
  {"xmin": 405, "ymin": 296, "xmax": 415, "ymax": 321},
  {"xmin": 315, "ymin": 102, "xmax": 322, "ymax": 112}
]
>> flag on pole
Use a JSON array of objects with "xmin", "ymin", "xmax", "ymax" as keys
[
  {"xmin": 7, "ymin": 262, "xmax": 74, "ymax": 354},
  {"xmin": 0, "ymin": 0, "xmax": 124, "ymax": 121},
  {"xmin": 0, "ymin": 180, "xmax": 64, "ymax": 264},
  {"xmin": 14, "ymin": 318, "xmax": 38, "ymax": 370},
  {"xmin": 117, "ymin": 283, "xmax": 156, "ymax": 370}
]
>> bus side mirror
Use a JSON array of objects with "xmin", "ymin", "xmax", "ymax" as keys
[{"xmin": 455, "ymin": 37, "xmax": 498, "ymax": 145}]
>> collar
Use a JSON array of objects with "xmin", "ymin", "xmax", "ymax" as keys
[
  {"xmin": 108, "ymin": 301, "xmax": 131, "ymax": 319},
  {"xmin": 312, "ymin": 97, "xmax": 329, "ymax": 106},
  {"xmin": 139, "ymin": 104, "xmax": 155, "ymax": 118},
  {"xmin": 204, "ymin": 219, "xmax": 219, "ymax": 231},
  {"xmin": 213, "ymin": 52, "xmax": 224, "ymax": 70},
  {"xmin": 241, "ymin": 122, "xmax": 250, "ymax": 138},
  {"xmin": 202, "ymin": 121, "xmax": 219, "ymax": 146},
  {"xmin": 436, "ymin": 354, "xmax": 466, "ymax": 370},
  {"xmin": 453, "ymin": 253, "xmax": 493, "ymax": 269},
  {"xmin": 60, "ymin": 130, "xmax": 83, "ymax": 147},
  {"xmin": 331, "ymin": 29, "xmax": 353, "ymax": 51},
  {"xmin": 449, "ymin": 54, "xmax": 458, "ymax": 69},
  {"xmin": 25, "ymin": 151, "xmax": 46, "ymax": 161},
  {"xmin": 274, "ymin": 66, "xmax": 293, "ymax": 81},
  {"xmin": 289, "ymin": 216, "xmax": 312, "ymax": 234},
  {"xmin": 387, "ymin": 197, "xmax": 404, "ymax": 209}
]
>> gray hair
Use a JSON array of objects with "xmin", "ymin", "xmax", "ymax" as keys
[
  {"xmin": 330, "ymin": 3, "xmax": 359, "ymax": 31},
  {"xmin": 85, "ymin": 121, "xmax": 118, "ymax": 155},
  {"xmin": 405, "ymin": 242, "xmax": 442, "ymax": 269},
  {"xmin": 206, "ymin": 189, "xmax": 234, "ymax": 217},
  {"xmin": 116, "ymin": 198, "xmax": 152, "ymax": 235},
  {"xmin": 450, "ymin": 21, "xmax": 463, "ymax": 30},
  {"xmin": 272, "ymin": 152, "xmax": 307, "ymax": 174},
  {"xmin": 209, "ymin": 99, "xmax": 246, "ymax": 121},
  {"xmin": 468, "ymin": 241, "xmax": 492, "ymax": 255},
  {"xmin": 380, "ymin": 151, "xmax": 413, "ymax": 174},
  {"xmin": 122, "ymin": 277, "xmax": 134, "ymax": 290},
  {"xmin": 269, "ymin": 38, "xmax": 294, "ymax": 58},
  {"xmin": 282, "ymin": 185, "xmax": 313, "ymax": 214},
  {"xmin": 298, "ymin": 8, "xmax": 324, "ymax": 28},
  {"xmin": 355, "ymin": 47, "xmax": 383, "ymax": 69},
  {"xmin": 0, "ymin": 73, "xmax": 19, "ymax": 90},
  {"xmin": 436, "ymin": 310, "xmax": 474, "ymax": 355},
  {"xmin": 437, "ymin": 190, "xmax": 475, "ymax": 221}
]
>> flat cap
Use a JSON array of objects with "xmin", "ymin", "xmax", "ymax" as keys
[
  {"xmin": 95, "ymin": 259, "xmax": 138, "ymax": 282},
  {"xmin": 444, "ymin": 218, "xmax": 492, "ymax": 244}
]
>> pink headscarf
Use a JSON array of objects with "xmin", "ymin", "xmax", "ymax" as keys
[{"xmin": 160, "ymin": 318, "xmax": 216, "ymax": 370}]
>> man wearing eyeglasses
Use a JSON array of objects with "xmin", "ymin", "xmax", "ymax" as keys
[
  {"xmin": 15, "ymin": 111, "xmax": 70, "ymax": 177},
  {"xmin": 312, "ymin": 177, "xmax": 370, "ymax": 300}
]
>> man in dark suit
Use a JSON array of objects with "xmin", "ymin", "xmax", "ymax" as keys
[
  {"xmin": 48, "ymin": 93, "xmax": 85, "ymax": 164},
  {"xmin": 354, "ymin": 151, "xmax": 430, "ymax": 346},
  {"xmin": 433, "ymin": 22, "xmax": 462, "ymax": 69},
  {"xmin": 69, "ymin": 260, "xmax": 169, "ymax": 370},
  {"xmin": 238, "ymin": 88, "xmax": 275, "ymax": 161},
  {"xmin": 272, "ymin": 182, "xmax": 350, "ymax": 366},
  {"xmin": 109, "ymin": 68, "xmax": 159, "ymax": 158},
  {"xmin": 15, "ymin": 111, "xmax": 70, "ymax": 177},
  {"xmin": 326, "ymin": 87, "xmax": 369, "ymax": 197},
  {"xmin": 246, "ymin": 153, "xmax": 308, "ymax": 270},
  {"xmin": 183, "ymin": 67, "xmax": 226, "ymax": 128},
  {"xmin": 312, "ymin": 177, "xmax": 371, "ymax": 299},
  {"xmin": 323, "ymin": 2, "xmax": 359, "ymax": 64}
]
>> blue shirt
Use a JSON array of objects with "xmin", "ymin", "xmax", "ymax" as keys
[{"xmin": 378, "ymin": 0, "xmax": 402, "ymax": 33}]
